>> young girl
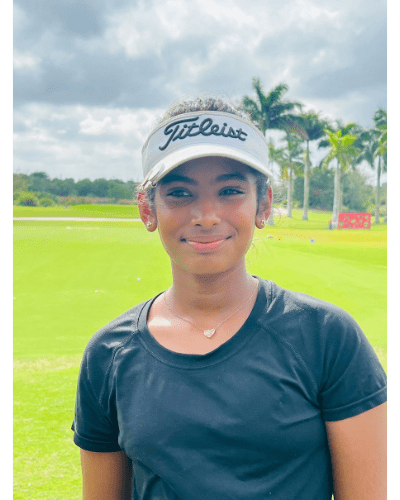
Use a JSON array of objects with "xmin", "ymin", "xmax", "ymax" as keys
[{"xmin": 72, "ymin": 98, "xmax": 387, "ymax": 500}]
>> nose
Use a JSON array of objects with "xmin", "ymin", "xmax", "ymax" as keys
[{"xmin": 191, "ymin": 197, "xmax": 221, "ymax": 230}]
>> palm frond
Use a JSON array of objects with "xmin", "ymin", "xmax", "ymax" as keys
[
  {"xmin": 373, "ymin": 108, "xmax": 387, "ymax": 128},
  {"xmin": 317, "ymin": 139, "xmax": 330, "ymax": 149},
  {"xmin": 321, "ymin": 150, "xmax": 335, "ymax": 170},
  {"xmin": 252, "ymin": 78, "xmax": 269, "ymax": 109},
  {"xmin": 265, "ymin": 83, "xmax": 289, "ymax": 107},
  {"xmin": 341, "ymin": 122, "xmax": 357, "ymax": 135},
  {"xmin": 341, "ymin": 134, "xmax": 357, "ymax": 149}
]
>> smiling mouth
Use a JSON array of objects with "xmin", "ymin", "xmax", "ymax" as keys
[
  {"xmin": 181, "ymin": 235, "xmax": 232, "ymax": 242},
  {"xmin": 181, "ymin": 236, "xmax": 232, "ymax": 252}
]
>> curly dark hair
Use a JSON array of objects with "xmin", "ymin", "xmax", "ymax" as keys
[{"xmin": 157, "ymin": 96, "xmax": 252, "ymax": 123}]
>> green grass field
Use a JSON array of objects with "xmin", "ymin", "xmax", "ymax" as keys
[
  {"xmin": 13, "ymin": 208, "xmax": 387, "ymax": 499},
  {"xmin": 13, "ymin": 204, "xmax": 140, "ymax": 219}
]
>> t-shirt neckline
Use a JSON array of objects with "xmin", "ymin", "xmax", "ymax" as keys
[{"xmin": 136, "ymin": 276, "xmax": 270, "ymax": 369}]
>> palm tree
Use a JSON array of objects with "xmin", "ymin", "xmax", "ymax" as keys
[
  {"xmin": 320, "ymin": 121, "xmax": 366, "ymax": 214},
  {"xmin": 241, "ymin": 78, "xmax": 303, "ymax": 135},
  {"xmin": 268, "ymin": 135, "xmax": 304, "ymax": 217},
  {"xmin": 321, "ymin": 125, "xmax": 360, "ymax": 228},
  {"xmin": 284, "ymin": 132, "xmax": 305, "ymax": 218},
  {"xmin": 372, "ymin": 108, "xmax": 387, "ymax": 223},
  {"xmin": 241, "ymin": 78, "xmax": 303, "ymax": 224},
  {"xmin": 354, "ymin": 127, "xmax": 380, "ymax": 218},
  {"xmin": 298, "ymin": 111, "xmax": 329, "ymax": 220}
]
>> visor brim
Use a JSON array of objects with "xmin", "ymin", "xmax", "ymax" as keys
[{"xmin": 145, "ymin": 144, "xmax": 272, "ymax": 186}]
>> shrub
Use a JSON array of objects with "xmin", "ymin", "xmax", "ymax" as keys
[
  {"xmin": 366, "ymin": 204, "xmax": 387, "ymax": 217},
  {"xmin": 34, "ymin": 191, "xmax": 60, "ymax": 203},
  {"xmin": 117, "ymin": 199, "xmax": 136, "ymax": 205},
  {"xmin": 14, "ymin": 191, "xmax": 40, "ymax": 206},
  {"xmin": 61, "ymin": 195, "xmax": 87, "ymax": 206},
  {"xmin": 39, "ymin": 197, "xmax": 56, "ymax": 207}
]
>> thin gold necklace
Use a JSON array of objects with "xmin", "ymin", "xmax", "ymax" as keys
[{"xmin": 163, "ymin": 280, "xmax": 259, "ymax": 338}]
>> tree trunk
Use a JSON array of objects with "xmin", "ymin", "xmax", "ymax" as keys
[
  {"xmin": 267, "ymin": 163, "xmax": 274, "ymax": 225},
  {"xmin": 383, "ymin": 183, "xmax": 387, "ymax": 224},
  {"xmin": 332, "ymin": 160, "xmax": 341, "ymax": 228},
  {"xmin": 375, "ymin": 156, "xmax": 381, "ymax": 224},
  {"xmin": 302, "ymin": 141, "xmax": 310, "ymax": 220},
  {"xmin": 287, "ymin": 168, "xmax": 292, "ymax": 218}
]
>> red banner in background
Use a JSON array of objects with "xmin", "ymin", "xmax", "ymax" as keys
[{"xmin": 337, "ymin": 213, "xmax": 371, "ymax": 229}]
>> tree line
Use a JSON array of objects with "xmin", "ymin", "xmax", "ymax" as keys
[
  {"xmin": 240, "ymin": 78, "xmax": 387, "ymax": 225},
  {"xmin": 13, "ymin": 173, "xmax": 139, "ymax": 206}
]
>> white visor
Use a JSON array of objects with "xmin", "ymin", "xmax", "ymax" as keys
[{"xmin": 141, "ymin": 111, "xmax": 271, "ymax": 188}]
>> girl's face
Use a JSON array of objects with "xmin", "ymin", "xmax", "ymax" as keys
[{"xmin": 150, "ymin": 157, "xmax": 270, "ymax": 277}]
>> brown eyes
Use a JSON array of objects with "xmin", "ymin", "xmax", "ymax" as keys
[
  {"xmin": 219, "ymin": 188, "xmax": 244, "ymax": 196},
  {"xmin": 166, "ymin": 189, "xmax": 191, "ymax": 198},
  {"xmin": 166, "ymin": 187, "xmax": 245, "ymax": 199}
]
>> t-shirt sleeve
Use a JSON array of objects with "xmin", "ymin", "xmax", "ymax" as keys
[
  {"xmin": 317, "ymin": 307, "xmax": 387, "ymax": 422},
  {"xmin": 72, "ymin": 343, "xmax": 122, "ymax": 452}
]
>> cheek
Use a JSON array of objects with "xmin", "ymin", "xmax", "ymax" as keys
[
  {"xmin": 154, "ymin": 196, "xmax": 175, "ymax": 228},
  {"xmin": 154, "ymin": 206, "xmax": 187, "ymax": 251},
  {"xmin": 232, "ymin": 198, "xmax": 258, "ymax": 225}
]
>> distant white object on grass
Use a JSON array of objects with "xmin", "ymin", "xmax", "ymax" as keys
[
  {"xmin": 273, "ymin": 207, "xmax": 288, "ymax": 216},
  {"xmin": 137, "ymin": 278, "xmax": 141, "ymax": 281}
]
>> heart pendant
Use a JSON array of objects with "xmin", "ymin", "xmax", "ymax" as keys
[{"xmin": 204, "ymin": 329, "xmax": 216, "ymax": 338}]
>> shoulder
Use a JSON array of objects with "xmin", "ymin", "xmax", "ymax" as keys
[
  {"xmin": 259, "ymin": 278, "xmax": 359, "ymax": 336},
  {"xmin": 256, "ymin": 279, "xmax": 386, "ymax": 397},
  {"xmin": 80, "ymin": 299, "xmax": 150, "ymax": 394},
  {"xmin": 85, "ymin": 301, "xmax": 147, "ymax": 355},
  {"xmin": 267, "ymin": 283, "xmax": 369, "ymax": 360}
]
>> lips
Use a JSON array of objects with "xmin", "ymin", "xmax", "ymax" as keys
[{"xmin": 181, "ymin": 235, "xmax": 232, "ymax": 252}]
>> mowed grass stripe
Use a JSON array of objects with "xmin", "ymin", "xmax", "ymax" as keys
[{"xmin": 13, "ymin": 204, "xmax": 141, "ymax": 219}]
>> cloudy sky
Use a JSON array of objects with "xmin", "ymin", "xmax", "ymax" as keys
[{"xmin": 13, "ymin": 0, "xmax": 387, "ymax": 184}]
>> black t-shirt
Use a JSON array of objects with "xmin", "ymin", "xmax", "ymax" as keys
[{"xmin": 72, "ymin": 278, "xmax": 387, "ymax": 500}]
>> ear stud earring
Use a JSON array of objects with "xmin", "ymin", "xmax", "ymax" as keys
[
  {"xmin": 261, "ymin": 219, "xmax": 267, "ymax": 227},
  {"xmin": 146, "ymin": 222, "xmax": 152, "ymax": 229}
]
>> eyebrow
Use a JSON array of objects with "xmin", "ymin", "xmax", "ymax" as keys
[
  {"xmin": 160, "ymin": 174, "xmax": 197, "ymax": 185},
  {"xmin": 215, "ymin": 172, "xmax": 248, "ymax": 183},
  {"xmin": 160, "ymin": 171, "xmax": 248, "ymax": 186}
]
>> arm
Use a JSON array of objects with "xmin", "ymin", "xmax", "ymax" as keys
[
  {"xmin": 80, "ymin": 449, "xmax": 133, "ymax": 500},
  {"xmin": 325, "ymin": 403, "xmax": 387, "ymax": 500}
]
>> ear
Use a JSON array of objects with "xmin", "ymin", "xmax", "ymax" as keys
[
  {"xmin": 137, "ymin": 190, "xmax": 157, "ymax": 231},
  {"xmin": 255, "ymin": 186, "xmax": 273, "ymax": 229}
]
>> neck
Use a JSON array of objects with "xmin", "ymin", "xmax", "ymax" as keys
[{"xmin": 168, "ymin": 261, "xmax": 257, "ymax": 314}]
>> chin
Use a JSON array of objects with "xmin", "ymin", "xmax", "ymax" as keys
[{"xmin": 177, "ymin": 255, "xmax": 247, "ymax": 277}]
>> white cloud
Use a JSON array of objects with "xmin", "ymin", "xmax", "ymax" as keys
[
  {"xmin": 13, "ymin": 103, "xmax": 164, "ymax": 181},
  {"xmin": 105, "ymin": 0, "xmax": 258, "ymax": 59},
  {"xmin": 78, "ymin": 108, "xmax": 161, "ymax": 140},
  {"xmin": 13, "ymin": 49, "xmax": 41, "ymax": 70},
  {"xmin": 79, "ymin": 115, "xmax": 113, "ymax": 134}
]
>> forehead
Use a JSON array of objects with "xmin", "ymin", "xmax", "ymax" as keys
[{"xmin": 160, "ymin": 156, "xmax": 253, "ymax": 184}]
